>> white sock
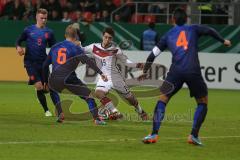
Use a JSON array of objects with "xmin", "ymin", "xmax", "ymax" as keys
[
  {"xmin": 105, "ymin": 101, "xmax": 118, "ymax": 113},
  {"xmin": 135, "ymin": 105, "xmax": 143, "ymax": 114}
]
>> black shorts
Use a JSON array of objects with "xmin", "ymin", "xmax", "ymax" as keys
[
  {"xmin": 160, "ymin": 71, "xmax": 208, "ymax": 99},
  {"xmin": 48, "ymin": 74, "xmax": 91, "ymax": 97},
  {"xmin": 25, "ymin": 63, "xmax": 46, "ymax": 85}
]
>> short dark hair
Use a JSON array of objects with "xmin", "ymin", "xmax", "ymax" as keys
[
  {"xmin": 148, "ymin": 22, "xmax": 155, "ymax": 29},
  {"xmin": 103, "ymin": 27, "xmax": 115, "ymax": 37},
  {"xmin": 37, "ymin": 8, "xmax": 48, "ymax": 15},
  {"xmin": 173, "ymin": 8, "xmax": 187, "ymax": 26}
]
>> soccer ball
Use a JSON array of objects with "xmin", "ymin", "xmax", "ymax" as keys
[
  {"xmin": 98, "ymin": 106, "xmax": 123, "ymax": 120},
  {"xmin": 98, "ymin": 106, "xmax": 111, "ymax": 120}
]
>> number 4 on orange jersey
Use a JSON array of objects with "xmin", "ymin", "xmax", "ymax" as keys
[{"xmin": 176, "ymin": 31, "xmax": 188, "ymax": 50}]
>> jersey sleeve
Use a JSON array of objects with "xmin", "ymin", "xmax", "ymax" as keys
[
  {"xmin": 83, "ymin": 44, "xmax": 94, "ymax": 54},
  {"xmin": 48, "ymin": 30, "xmax": 57, "ymax": 47},
  {"xmin": 193, "ymin": 25, "xmax": 225, "ymax": 43},
  {"xmin": 156, "ymin": 34, "xmax": 167, "ymax": 52},
  {"xmin": 16, "ymin": 27, "xmax": 28, "ymax": 47},
  {"xmin": 142, "ymin": 35, "xmax": 165, "ymax": 73},
  {"xmin": 76, "ymin": 54, "xmax": 103, "ymax": 75},
  {"xmin": 116, "ymin": 48, "xmax": 137, "ymax": 68},
  {"xmin": 75, "ymin": 45, "xmax": 85, "ymax": 55}
]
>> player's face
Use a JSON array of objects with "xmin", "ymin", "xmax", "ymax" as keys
[
  {"xmin": 102, "ymin": 32, "xmax": 113, "ymax": 48},
  {"xmin": 36, "ymin": 13, "xmax": 48, "ymax": 28}
]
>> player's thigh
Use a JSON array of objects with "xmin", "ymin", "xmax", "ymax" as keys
[
  {"xmin": 48, "ymin": 75, "xmax": 65, "ymax": 93},
  {"xmin": 65, "ymin": 83, "xmax": 91, "ymax": 97},
  {"xmin": 95, "ymin": 89, "xmax": 108, "ymax": 99},
  {"xmin": 25, "ymin": 65, "xmax": 42, "ymax": 85},
  {"xmin": 95, "ymin": 78, "xmax": 112, "ymax": 94},
  {"xmin": 185, "ymin": 74, "xmax": 208, "ymax": 99},
  {"xmin": 65, "ymin": 77, "xmax": 91, "ymax": 97},
  {"xmin": 112, "ymin": 79, "xmax": 131, "ymax": 98},
  {"xmin": 161, "ymin": 72, "xmax": 184, "ymax": 98},
  {"xmin": 196, "ymin": 96, "xmax": 208, "ymax": 104}
]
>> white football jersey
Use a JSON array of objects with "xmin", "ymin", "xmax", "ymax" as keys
[
  {"xmin": 83, "ymin": 42, "xmax": 138, "ymax": 95},
  {"xmin": 84, "ymin": 42, "xmax": 130, "ymax": 78}
]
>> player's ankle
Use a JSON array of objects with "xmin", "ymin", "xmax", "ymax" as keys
[{"xmin": 151, "ymin": 130, "xmax": 159, "ymax": 135}]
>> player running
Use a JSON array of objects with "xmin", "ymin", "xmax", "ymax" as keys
[
  {"xmin": 139, "ymin": 8, "xmax": 231, "ymax": 145},
  {"xmin": 83, "ymin": 27, "xmax": 148, "ymax": 120},
  {"xmin": 16, "ymin": 8, "xmax": 61, "ymax": 117},
  {"xmin": 42, "ymin": 24, "xmax": 108, "ymax": 124}
]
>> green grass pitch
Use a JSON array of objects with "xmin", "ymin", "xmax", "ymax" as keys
[{"xmin": 0, "ymin": 82, "xmax": 239, "ymax": 160}]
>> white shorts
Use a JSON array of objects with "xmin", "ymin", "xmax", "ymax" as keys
[{"xmin": 96, "ymin": 75, "xmax": 130, "ymax": 96}]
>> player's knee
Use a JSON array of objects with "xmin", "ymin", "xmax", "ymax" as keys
[
  {"xmin": 100, "ymin": 97, "xmax": 112, "ymax": 105},
  {"xmin": 196, "ymin": 96, "xmax": 208, "ymax": 104},
  {"xmin": 95, "ymin": 90, "xmax": 106, "ymax": 99},
  {"xmin": 130, "ymin": 99, "xmax": 138, "ymax": 106},
  {"xmin": 159, "ymin": 94, "xmax": 169, "ymax": 103},
  {"xmin": 34, "ymin": 81, "xmax": 43, "ymax": 90}
]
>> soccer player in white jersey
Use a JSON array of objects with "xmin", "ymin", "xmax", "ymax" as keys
[{"xmin": 83, "ymin": 27, "xmax": 148, "ymax": 120}]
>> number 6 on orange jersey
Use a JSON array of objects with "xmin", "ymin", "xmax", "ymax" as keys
[{"xmin": 57, "ymin": 48, "xmax": 67, "ymax": 64}]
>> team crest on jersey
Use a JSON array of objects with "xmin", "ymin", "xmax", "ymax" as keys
[
  {"xmin": 30, "ymin": 75, "xmax": 35, "ymax": 80},
  {"xmin": 45, "ymin": 33, "xmax": 49, "ymax": 39}
]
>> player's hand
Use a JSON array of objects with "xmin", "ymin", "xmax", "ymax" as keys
[
  {"xmin": 101, "ymin": 74, "xmax": 108, "ymax": 82},
  {"xmin": 136, "ymin": 63, "xmax": 144, "ymax": 70},
  {"xmin": 43, "ymin": 83, "xmax": 49, "ymax": 93},
  {"xmin": 137, "ymin": 73, "xmax": 148, "ymax": 81},
  {"xmin": 74, "ymin": 40, "xmax": 82, "ymax": 47},
  {"xmin": 16, "ymin": 46, "xmax": 25, "ymax": 56},
  {"xmin": 224, "ymin": 40, "xmax": 231, "ymax": 47}
]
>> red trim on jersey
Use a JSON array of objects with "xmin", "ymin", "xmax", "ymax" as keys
[{"xmin": 93, "ymin": 45, "xmax": 118, "ymax": 57}]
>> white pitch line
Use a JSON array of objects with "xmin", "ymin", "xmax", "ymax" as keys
[
  {"xmin": 0, "ymin": 136, "xmax": 239, "ymax": 145},
  {"xmin": 0, "ymin": 139, "xmax": 136, "ymax": 145}
]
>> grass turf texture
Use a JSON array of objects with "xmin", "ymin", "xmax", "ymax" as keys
[{"xmin": 0, "ymin": 82, "xmax": 239, "ymax": 160}]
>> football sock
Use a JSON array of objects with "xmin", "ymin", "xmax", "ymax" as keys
[
  {"xmin": 50, "ymin": 90, "xmax": 62, "ymax": 116},
  {"xmin": 100, "ymin": 97, "xmax": 118, "ymax": 113},
  {"xmin": 85, "ymin": 98, "xmax": 98, "ymax": 119},
  {"xmin": 152, "ymin": 100, "xmax": 166, "ymax": 135},
  {"xmin": 191, "ymin": 103, "xmax": 208, "ymax": 137},
  {"xmin": 36, "ymin": 90, "xmax": 49, "ymax": 112},
  {"xmin": 134, "ymin": 102, "xmax": 143, "ymax": 114}
]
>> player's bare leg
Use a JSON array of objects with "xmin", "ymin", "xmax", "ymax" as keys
[{"xmin": 34, "ymin": 81, "xmax": 52, "ymax": 116}]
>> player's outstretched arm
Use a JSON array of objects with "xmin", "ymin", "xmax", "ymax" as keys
[
  {"xmin": 138, "ymin": 46, "xmax": 161, "ymax": 81},
  {"xmin": 137, "ymin": 53, "xmax": 156, "ymax": 81},
  {"xmin": 196, "ymin": 25, "xmax": 232, "ymax": 46},
  {"xmin": 78, "ymin": 54, "xmax": 107, "ymax": 81},
  {"xmin": 78, "ymin": 55, "xmax": 108, "ymax": 81},
  {"xmin": 116, "ymin": 51, "xmax": 144, "ymax": 69}
]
